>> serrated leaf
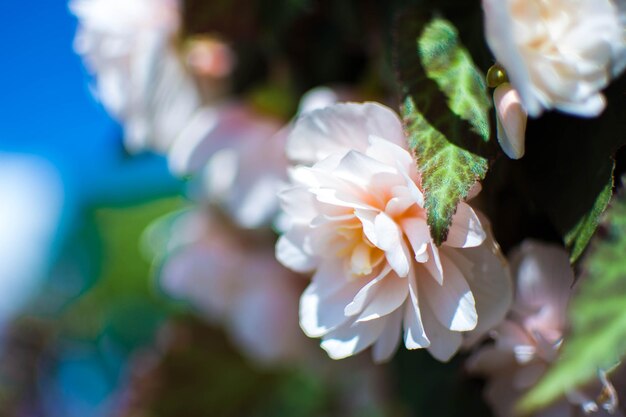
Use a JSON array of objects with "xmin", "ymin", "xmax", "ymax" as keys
[
  {"xmin": 395, "ymin": 13, "xmax": 494, "ymax": 245},
  {"xmin": 520, "ymin": 182, "xmax": 626, "ymax": 413}
]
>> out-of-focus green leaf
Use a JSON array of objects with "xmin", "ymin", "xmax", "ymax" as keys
[
  {"xmin": 564, "ymin": 178, "xmax": 613, "ymax": 263},
  {"xmin": 60, "ymin": 198, "xmax": 184, "ymax": 340},
  {"xmin": 395, "ymin": 14, "xmax": 494, "ymax": 245},
  {"xmin": 520, "ymin": 182, "xmax": 626, "ymax": 412}
]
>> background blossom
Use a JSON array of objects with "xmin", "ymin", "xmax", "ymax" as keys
[
  {"xmin": 146, "ymin": 208, "xmax": 309, "ymax": 365},
  {"xmin": 468, "ymin": 240, "xmax": 619, "ymax": 417}
]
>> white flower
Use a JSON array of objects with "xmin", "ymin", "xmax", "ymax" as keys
[
  {"xmin": 71, "ymin": 0, "xmax": 213, "ymax": 153},
  {"xmin": 483, "ymin": 0, "xmax": 626, "ymax": 118},
  {"xmin": 468, "ymin": 240, "xmax": 620, "ymax": 417},
  {"xmin": 276, "ymin": 102, "xmax": 512, "ymax": 362},
  {"xmin": 146, "ymin": 208, "xmax": 308, "ymax": 365}
]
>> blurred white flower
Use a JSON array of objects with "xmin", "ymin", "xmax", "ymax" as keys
[
  {"xmin": 276, "ymin": 102, "xmax": 512, "ymax": 362},
  {"xmin": 0, "ymin": 154, "xmax": 64, "ymax": 324},
  {"xmin": 483, "ymin": 0, "xmax": 626, "ymax": 118},
  {"xmin": 146, "ymin": 208, "xmax": 308, "ymax": 365},
  {"xmin": 71, "ymin": 0, "xmax": 231, "ymax": 154},
  {"xmin": 468, "ymin": 240, "xmax": 620, "ymax": 417}
]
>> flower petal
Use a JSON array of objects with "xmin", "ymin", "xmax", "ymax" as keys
[
  {"xmin": 278, "ymin": 186, "xmax": 319, "ymax": 221},
  {"xmin": 333, "ymin": 150, "xmax": 396, "ymax": 188},
  {"xmin": 374, "ymin": 212, "xmax": 410, "ymax": 277},
  {"xmin": 344, "ymin": 264, "xmax": 393, "ymax": 317},
  {"xmin": 356, "ymin": 271, "xmax": 409, "ymax": 322},
  {"xmin": 365, "ymin": 134, "xmax": 414, "ymax": 169},
  {"xmin": 450, "ymin": 225, "xmax": 512, "ymax": 346},
  {"xmin": 420, "ymin": 254, "xmax": 477, "ymax": 332},
  {"xmin": 423, "ymin": 243, "xmax": 444, "ymax": 284},
  {"xmin": 286, "ymin": 102, "xmax": 406, "ymax": 165},
  {"xmin": 320, "ymin": 318, "xmax": 388, "ymax": 359},
  {"xmin": 300, "ymin": 274, "xmax": 363, "ymax": 338},
  {"xmin": 509, "ymin": 239, "xmax": 573, "ymax": 334},
  {"xmin": 403, "ymin": 270, "xmax": 430, "ymax": 349},
  {"xmin": 401, "ymin": 217, "xmax": 430, "ymax": 263},
  {"xmin": 420, "ymin": 297, "xmax": 463, "ymax": 362},
  {"xmin": 372, "ymin": 309, "xmax": 403, "ymax": 363},
  {"xmin": 275, "ymin": 225, "xmax": 316, "ymax": 273},
  {"xmin": 444, "ymin": 202, "xmax": 486, "ymax": 248}
]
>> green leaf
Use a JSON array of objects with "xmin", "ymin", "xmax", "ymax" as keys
[
  {"xmin": 58, "ymin": 198, "xmax": 184, "ymax": 339},
  {"xmin": 520, "ymin": 182, "xmax": 626, "ymax": 413},
  {"xmin": 395, "ymin": 13, "xmax": 494, "ymax": 245},
  {"xmin": 564, "ymin": 178, "xmax": 614, "ymax": 263}
]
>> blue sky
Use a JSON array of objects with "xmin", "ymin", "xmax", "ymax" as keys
[{"xmin": 0, "ymin": 0, "xmax": 181, "ymax": 207}]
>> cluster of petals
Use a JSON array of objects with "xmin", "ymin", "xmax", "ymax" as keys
[
  {"xmin": 276, "ymin": 102, "xmax": 512, "ymax": 362},
  {"xmin": 146, "ymin": 208, "xmax": 308, "ymax": 365},
  {"xmin": 482, "ymin": 0, "xmax": 626, "ymax": 119},
  {"xmin": 468, "ymin": 240, "xmax": 620, "ymax": 417}
]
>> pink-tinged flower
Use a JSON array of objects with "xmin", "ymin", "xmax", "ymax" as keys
[
  {"xmin": 482, "ymin": 0, "xmax": 626, "ymax": 118},
  {"xmin": 146, "ymin": 208, "xmax": 308, "ymax": 365},
  {"xmin": 276, "ymin": 102, "xmax": 512, "ymax": 362},
  {"xmin": 468, "ymin": 240, "xmax": 620, "ymax": 417},
  {"xmin": 71, "ymin": 0, "xmax": 220, "ymax": 153}
]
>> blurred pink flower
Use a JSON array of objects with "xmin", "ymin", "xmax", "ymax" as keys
[
  {"xmin": 482, "ymin": 0, "xmax": 626, "ymax": 118},
  {"xmin": 146, "ymin": 208, "xmax": 308, "ymax": 366},
  {"xmin": 468, "ymin": 240, "xmax": 620, "ymax": 417},
  {"xmin": 276, "ymin": 102, "xmax": 512, "ymax": 362}
]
